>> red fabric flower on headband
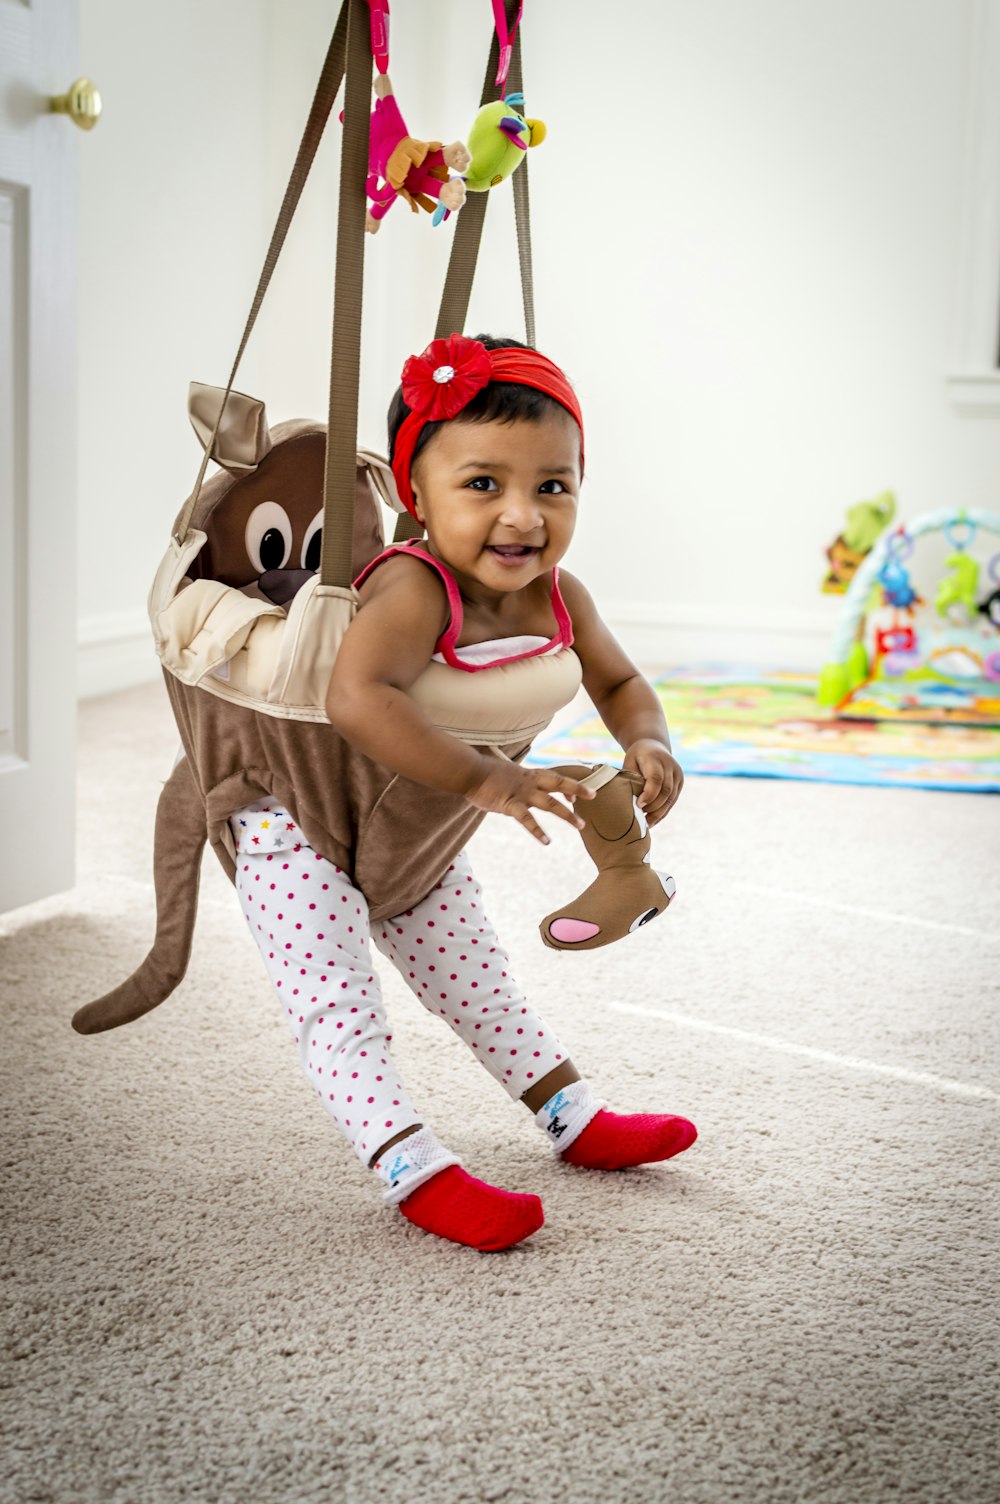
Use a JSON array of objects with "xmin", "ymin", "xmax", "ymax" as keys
[{"xmin": 401, "ymin": 334, "xmax": 493, "ymax": 421}]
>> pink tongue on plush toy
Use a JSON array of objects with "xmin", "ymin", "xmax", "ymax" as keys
[{"xmin": 548, "ymin": 918, "xmax": 601, "ymax": 944}]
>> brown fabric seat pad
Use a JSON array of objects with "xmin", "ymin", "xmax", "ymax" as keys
[{"xmin": 165, "ymin": 672, "xmax": 528, "ymax": 923}]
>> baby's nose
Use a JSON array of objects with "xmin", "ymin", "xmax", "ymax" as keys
[{"xmin": 500, "ymin": 492, "xmax": 544, "ymax": 530}]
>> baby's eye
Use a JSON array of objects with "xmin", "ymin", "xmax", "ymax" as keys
[
  {"xmin": 539, "ymin": 479, "xmax": 567, "ymax": 494},
  {"xmin": 466, "ymin": 475, "xmax": 497, "ymax": 492}
]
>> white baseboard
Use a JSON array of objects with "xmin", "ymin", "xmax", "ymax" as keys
[
  {"xmin": 76, "ymin": 600, "xmax": 838, "ymax": 701},
  {"xmin": 77, "ymin": 610, "xmax": 161, "ymax": 700},
  {"xmin": 603, "ymin": 600, "xmax": 835, "ymax": 672}
]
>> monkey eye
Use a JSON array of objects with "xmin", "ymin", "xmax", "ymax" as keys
[
  {"xmin": 628, "ymin": 907, "xmax": 660, "ymax": 933},
  {"xmin": 245, "ymin": 502, "xmax": 292, "ymax": 573},
  {"xmin": 302, "ymin": 510, "xmax": 323, "ymax": 571}
]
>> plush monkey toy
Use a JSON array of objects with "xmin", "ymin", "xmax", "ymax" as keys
[
  {"xmin": 365, "ymin": 74, "xmax": 470, "ymax": 232},
  {"xmin": 364, "ymin": 78, "xmax": 546, "ymax": 233},
  {"xmin": 540, "ymin": 765, "xmax": 676, "ymax": 951}
]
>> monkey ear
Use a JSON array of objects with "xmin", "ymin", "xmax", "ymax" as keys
[{"xmin": 189, "ymin": 382, "xmax": 273, "ymax": 474}]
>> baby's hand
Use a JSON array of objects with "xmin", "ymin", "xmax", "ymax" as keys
[
  {"xmin": 623, "ymin": 739, "xmax": 683, "ymax": 825},
  {"xmin": 465, "ymin": 761, "xmax": 596, "ymax": 845}
]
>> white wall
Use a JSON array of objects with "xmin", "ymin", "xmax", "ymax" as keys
[
  {"xmin": 77, "ymin": 0, "xmax": 1000, "ymax": 694},
  {"xmin": 77, "ymin": 0, "xmax": 271, "ymax": 693}
]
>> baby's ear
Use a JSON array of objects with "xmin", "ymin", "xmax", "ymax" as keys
[
  {"xmin": 525, "ymin": 118, "xmax": 546, "ymax": 148},
  {"xmin": 188, "ymin": 382, "xmax": 273, "ymax": 474}
]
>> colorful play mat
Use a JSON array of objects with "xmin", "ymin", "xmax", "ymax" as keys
[{"xmin": 526, "ymin": 667, "xmax": 1000, "ymax": 793}]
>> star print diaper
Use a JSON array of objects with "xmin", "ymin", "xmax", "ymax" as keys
[{"xmin": 228, "ymin": 799, "xmax": 304, "ymax": 855}]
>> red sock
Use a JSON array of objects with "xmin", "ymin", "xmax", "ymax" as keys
[
  {"xmin": 399, "ymin": 1165, "xmax": 544, "ymax": 1251},
  {"xmin": 561, "ymin": 1109, "xmax": 698, "ymax": 1170}
]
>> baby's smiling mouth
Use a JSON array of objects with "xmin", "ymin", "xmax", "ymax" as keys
[{"xmin": 486, "ymin": 543, "xmax": 541, "ymax": 560}]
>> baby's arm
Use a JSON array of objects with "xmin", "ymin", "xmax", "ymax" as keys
[
  {"xmin": 325, "ymin": 558, "xmax": 594, "ymax": 843},
  {"xmin": 558, "ymin": 571, "xmax": 683, "ymax": 824}
]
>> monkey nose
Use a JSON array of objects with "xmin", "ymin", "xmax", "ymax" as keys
[{"xmin": 258, "ymin": 568, "xmax": 314, "ymax": 606}]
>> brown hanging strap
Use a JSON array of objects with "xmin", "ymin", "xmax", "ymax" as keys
[
  {"xmin": 319, "ymin": 0, "xmax": 372, "ymax": 587},
  {"xmin": 508, "ymin": 35, "xmax": 536, "ymax": 348},
  {"xmin": 174, "ymin": 0, "xmax": 350, "ymax": 545},
  {"xmin": 175, "ymin": 0, "xmax": 534, "ymax": 577},
  {"xmin": 394, "ymin": 0, "xmax": 533, "ymax": 543},
  {"xmin": 434, "ymin": 0, "xmax": 531, "ymax": 343}
]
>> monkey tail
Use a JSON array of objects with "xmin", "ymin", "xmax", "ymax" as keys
[{"xmin": 72, "ymin": 756, "xmax": 207, "ymax": 1034}]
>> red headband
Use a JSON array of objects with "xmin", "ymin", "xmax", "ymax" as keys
[{"xmin": 390, "ymin": 334, "xmax": 585, "ymax": 520}]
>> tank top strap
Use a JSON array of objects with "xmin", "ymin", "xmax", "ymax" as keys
[
  {"xmin": 353, "ymin": 543, "xmax": 574, "ymax": 663},
  {"xmin": 353, "ymin": 540, "xmax": 464, "ymax": 652},
  {"xmin": 550, "ymin": 567, "xmax": 575, "ymax": 650},
  {"xmin": 434, "ymin": 563, "xmax": 574, "ymax": 669}
]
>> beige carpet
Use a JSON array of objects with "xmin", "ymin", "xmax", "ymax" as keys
[{"xmin": 2, "ymin": 680, "xmax": 998, "ymax": 1503}]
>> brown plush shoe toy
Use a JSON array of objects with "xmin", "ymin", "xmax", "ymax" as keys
[{"xmin": 540, "ymin": 764, "xmax": 676, "ymax": 951}]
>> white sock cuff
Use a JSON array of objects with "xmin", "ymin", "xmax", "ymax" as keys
[
  {"xmin": 373, "ymin": 1126, "xmax": 462, "ymax": 1206},
  {"xmin": 534, "ymin": 1079, "xmax": 606, "ymax": 1154}
]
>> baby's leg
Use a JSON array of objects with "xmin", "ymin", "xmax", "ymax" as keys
[
  {"xmin": 372, "ymin": 851, "xmax": 572, "ymax": 1103},
  {"xmin": 375, "ymin": 851, "xmax": 698, "ymax": 1169},
  {"xmin": 235, "ymin": 842, "xmax": 426, "ymax": 1170},
  {"xmin": 233, "ymin": 830, "xmax": 542, "ymax": 1248}
]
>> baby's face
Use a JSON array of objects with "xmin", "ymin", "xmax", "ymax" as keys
[{"xmin": 411, "ymin": 411, "xmax": 581, "ymax": 595}]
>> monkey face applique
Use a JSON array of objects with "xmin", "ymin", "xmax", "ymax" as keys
[
  {"xmin": 180, "ymin": 386, "xmax": 386, "ymax": 606},
  {"xmin": 198, "ymin": 431, "xmax": 327, "ymax": 605}
]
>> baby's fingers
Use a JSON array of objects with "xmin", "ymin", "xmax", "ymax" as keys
[
  {"xmin": 636, "ymin": 770, "xmax": 664, "ymax": 811},
  {"xmin": 537, "ymin": 771, "xmax": 597, "ymax": 804},
  {"xmin": 644, "ymin": 795, "xmax": 670, "ymax": 826},
  {"xmin": 644, "ymin": 776, "xmax": 683, "ymax": 826},
  {"xmin": 511, "ymin": 802, "xmax": 551, "ymax": 845},
  {"xmin": 530, "ymin": 789, "xmax": 586, "ymax": 830}
]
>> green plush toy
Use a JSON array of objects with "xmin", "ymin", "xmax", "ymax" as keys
[
  {"xmin": 464, "ymin": 91, "xmax": 546, "ymax": 192},
  {"xmin": 428, "ymin": 91, "xmax": 546, "ymax": 227}
]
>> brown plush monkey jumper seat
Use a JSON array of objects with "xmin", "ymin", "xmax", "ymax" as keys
[
  {"xmin": 71, "ymin": 0, "xmax": 673, "ymax": 1039},
  {"xmin": 71, "ymin": 0, "xmax": 584, "ymax": 1036}
]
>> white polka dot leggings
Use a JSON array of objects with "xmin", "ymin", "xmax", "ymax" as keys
[{"xmin": 233, "ymin": 830, "xmax": 568, "ymax": 1169}]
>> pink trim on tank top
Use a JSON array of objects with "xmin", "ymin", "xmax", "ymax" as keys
[{"xmin": 353, "ymin": 540, "xmax": 574, "ymax": 674}]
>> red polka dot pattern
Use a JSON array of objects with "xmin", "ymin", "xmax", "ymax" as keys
[
  {"xmin": 373, "ymin": 852, "xmax": 567, "ymax": 1101},
  {"xmin": 232, "ymin": 817, "xmax": 569, "ymax": 1172}
]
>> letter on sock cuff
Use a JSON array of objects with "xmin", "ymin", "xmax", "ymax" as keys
[
  {"xmin": 534, "ymin": 1080, "xmax": 606, "ymax": 1154},
  {"xmin": 374, "ymin": 1126, "xmax": 462, "ymax": 1206}
]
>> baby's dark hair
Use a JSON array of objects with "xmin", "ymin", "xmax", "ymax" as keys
[{"xmin": 387, "ymin": 334, "xmax": 572, "ymax": 471}]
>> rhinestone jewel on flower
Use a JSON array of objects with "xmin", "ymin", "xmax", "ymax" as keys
[{"xmin": 401, "ymin": 334, "xmax": 493, "ymax": 421}]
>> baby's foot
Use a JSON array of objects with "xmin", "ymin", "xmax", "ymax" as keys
[
  {"xmin": 399, "ymin": 1165, "xmax": 544, "ymax": 1251},
  {"xmin": 561, "ymin": 1109, "xmax": 697, "ymax": 1170}
]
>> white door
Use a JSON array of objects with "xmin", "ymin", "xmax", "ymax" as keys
[{"xmin": 0, "ymin": 0, "xmax": 79, "ymax": 912}]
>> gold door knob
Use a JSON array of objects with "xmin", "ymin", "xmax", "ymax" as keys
[{"xmin": 50, "ymin": 78, "xmax": 102, "ymax": 131}]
